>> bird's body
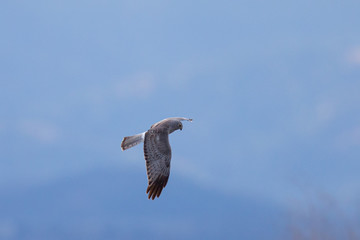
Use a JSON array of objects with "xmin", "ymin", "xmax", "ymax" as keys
[{"xmin": 121, "ymin": 117, "xmax": 192, "ymax": 200}]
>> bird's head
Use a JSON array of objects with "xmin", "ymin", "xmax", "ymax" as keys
[
  {"xmin": 166, "ymin": 117, "xmax": 192, "ymax": 134},
  {"xmin": 168, "ymin": 120, "xmax": 183, "ymax": 133}
]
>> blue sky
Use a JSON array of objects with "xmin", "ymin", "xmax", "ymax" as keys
[{"xmin": 1, "ymin": 0, "xmax": 360, "ymax": 239}]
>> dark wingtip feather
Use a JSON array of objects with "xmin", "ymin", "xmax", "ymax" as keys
[
  {"xmin": 156, "ymin": 188, "xmax": 163, "ymax": 197},
  {"xmin": 146, "ymin": 175, "xmax": 169, "ymax": 200},
  {"xmin": 121, "ymin": 137, "xmax": 128, "ymax": 151}
]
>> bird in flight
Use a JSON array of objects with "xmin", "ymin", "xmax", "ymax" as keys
[{"xmin": 121, "ymin": 117, "xmax": 193, "ymax": 200}]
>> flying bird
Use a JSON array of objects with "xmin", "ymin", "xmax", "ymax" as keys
[{"xmin": 121, "ymin": 117, "xmax": 193, "ymax": 200}]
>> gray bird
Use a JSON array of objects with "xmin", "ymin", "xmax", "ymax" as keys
[{"xmin": 121, "ymin": 117, "xmax": 193, "ymax": 200}]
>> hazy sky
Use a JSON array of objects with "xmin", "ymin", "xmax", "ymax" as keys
[{"xmin": 1, "ymin": 1, "xmax": 360, "ymax": 239}]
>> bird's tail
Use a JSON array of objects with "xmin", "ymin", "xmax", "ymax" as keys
[{"xmin": 121, "ymin": 132, "xmax": 145, "ymax": 151}]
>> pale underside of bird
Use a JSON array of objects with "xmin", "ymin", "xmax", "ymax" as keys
[{"xmin": 121, "ymin": 117, "xmax": 192, "ymax": 200}]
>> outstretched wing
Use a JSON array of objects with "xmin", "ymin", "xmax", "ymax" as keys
[{"xmin": 143, "ymin": 129, "xmax": 171, "ymax": 200}]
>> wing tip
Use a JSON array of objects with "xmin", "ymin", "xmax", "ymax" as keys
[
  {"xmin": 120, "ymin": 137, "xmax": 127, "ymax": 151},
  {"xmin": 146, "ymin": 175, "xmax": 168, "ymax": 200}
]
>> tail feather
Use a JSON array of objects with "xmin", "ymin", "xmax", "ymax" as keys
[{"xmin": 121, "ymin": 132, "xmax": 145, "ymax": 151}]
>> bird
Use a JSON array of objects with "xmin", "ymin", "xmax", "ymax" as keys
[{"xmin": 121, "ymin": 117, "xmax": 192, "ymax": 200}]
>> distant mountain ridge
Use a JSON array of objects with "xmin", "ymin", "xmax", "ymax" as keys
[{"xmin": 0, "ymin": 167, "xmax": 284, "ymax": 240}]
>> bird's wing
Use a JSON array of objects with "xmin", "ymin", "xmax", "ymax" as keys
[{"xmin": 143, "ymin": 129, "xmax": 171, "ymax": 200}]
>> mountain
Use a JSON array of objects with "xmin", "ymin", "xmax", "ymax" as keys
[{"xmin": 0, "ymin": 167, "xmax": 284, "ymax": 240}]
